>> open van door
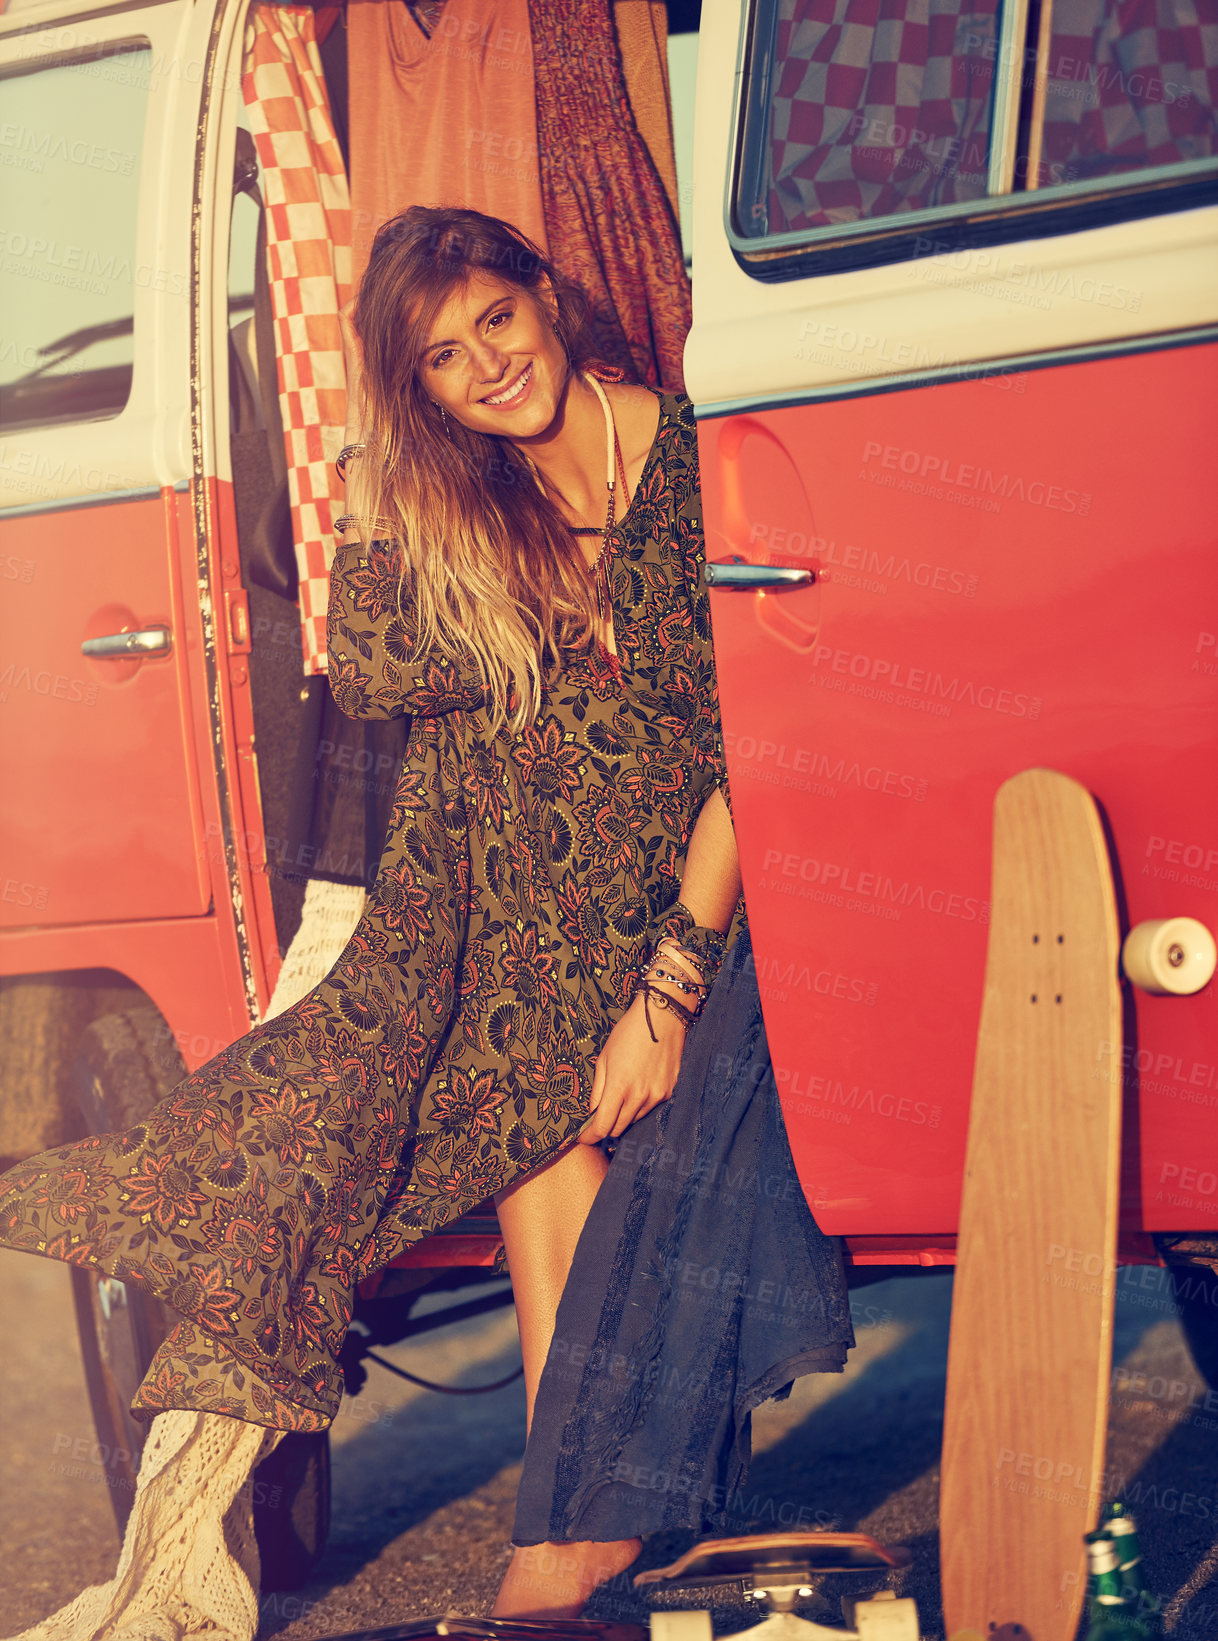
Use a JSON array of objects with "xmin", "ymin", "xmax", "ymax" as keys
[
  {"xmin": 0, "ymin": 0, "xmax": 289, "ymax": 1052},
  {"xmin": 688, "ymin": 1, "xmax": 1218, "ymax": 1242}
]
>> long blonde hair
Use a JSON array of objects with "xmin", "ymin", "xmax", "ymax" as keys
[{"xmin": 347, "ymin": 207, "xmax": 608, "ymax": 735}]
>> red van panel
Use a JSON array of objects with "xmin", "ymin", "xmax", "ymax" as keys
[
  {"xmin": 0, "ymin": 493, "xmax": 210, "ymax": 929},
  {"xmin": 701, "ymin": 339, "xmax": 1218, "ymax": 1238}
]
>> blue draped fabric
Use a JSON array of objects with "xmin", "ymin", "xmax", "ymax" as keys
[{"xmin": 512, "ymin": 929, "xmax": 856, "ymax": 1545}]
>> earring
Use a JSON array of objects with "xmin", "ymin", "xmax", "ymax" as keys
[{"xmin": 432, "ymin": 401, "xmax": 451, "ymax": 438}]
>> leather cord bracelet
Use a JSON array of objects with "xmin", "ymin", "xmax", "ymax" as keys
[{"xmin": 636, "ymin": 979, "xmax": 702, "ymax": 1043}]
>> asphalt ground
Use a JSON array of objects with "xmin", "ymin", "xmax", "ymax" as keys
[{"xmin": 2, "ymin": 1251, "xmax": 1217, "ymax": 1640}]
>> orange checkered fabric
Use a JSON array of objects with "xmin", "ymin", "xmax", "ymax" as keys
[{"xmin": 242, "ymin": 4, "xmax": 352, "ymax": 674}]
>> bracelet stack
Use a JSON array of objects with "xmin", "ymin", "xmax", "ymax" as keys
[
  {"xmin": 335, "ymin": 443, "xmax": 389, "ymax": 541},
  {"xmin": 632, "ymin": 938, "xmax": 711, "ymax": 1043},
  {"xmin": 650, "ymin": 902, "xmax": 729, "ymax": 995}
]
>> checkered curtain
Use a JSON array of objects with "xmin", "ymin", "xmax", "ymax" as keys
[
  {"xmin": 762, "ymin": 0, "xmax": 1000, "ymax": 234},
  {"xmin": 1041, "ymin": 0, "xmax": 1218, "ymax": 182},
  {"xmin": 242, "ymin": 4, "xmax": 352, "ymax": 675}
]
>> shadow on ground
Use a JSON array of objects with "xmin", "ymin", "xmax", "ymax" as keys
[{"xmin": 583, "ymin": 1268, "xmax": 1196, "ymax": 1641}]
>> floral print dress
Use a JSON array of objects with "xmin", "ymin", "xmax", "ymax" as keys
[{"xmin": 0, "ymin": 390, "xmax": 742, "ymax": 1433}]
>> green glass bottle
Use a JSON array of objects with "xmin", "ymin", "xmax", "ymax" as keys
[
  {"xmin": 1105, "ymin": 1501, "xmax": 1145, "ymax": 1591},
  {"xmin": 1082, "ymin": 1529, "xmax": 1112, "ymax": 1603},
  {"xmin": 1083, "ymin": 1535, "xmax": 1155, "ymax": 1640},
  {"xmin": 1104, "ymin": 1501, "xmax": 1159, "ymax": 1634}
]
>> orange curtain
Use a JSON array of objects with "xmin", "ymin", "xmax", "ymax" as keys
[{"xmin": 242, "ymin": 4, "xmax": 352, "ymax": 675}]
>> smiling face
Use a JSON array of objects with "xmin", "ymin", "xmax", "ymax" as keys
[{"xmin": 419, "ymin": 271, "xmax": 571, "ymax": 442}]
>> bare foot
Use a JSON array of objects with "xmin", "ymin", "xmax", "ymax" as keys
[{"xmin": 492, "ymin": 1537, "xmax": 643, "ymax": 1620}]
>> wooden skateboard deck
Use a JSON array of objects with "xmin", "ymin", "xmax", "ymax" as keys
[
  {"xmin": 635, "ymin": 1532, "xmax": 913, "ymax": 1589},
  {"xmin": 940, "ymin": 770, "xmax": 1122, "ymax": 1640}
]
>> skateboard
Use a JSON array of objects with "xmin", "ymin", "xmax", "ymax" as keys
[
  {"xmin": 939, "ymin": 769, "xmax": 1122, "ymax": 1639},
  {"xmin": 313, "ymin": 1621, "xmax": 648, "ymax": 1641},
  {"xmin": 636, "ymin": 1532, "xmax": 919, "ymax": 1641}
]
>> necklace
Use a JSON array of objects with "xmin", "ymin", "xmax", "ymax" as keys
[{"xmin": 570, "ymin": 372, "xmax": 630, "ymax": 626}]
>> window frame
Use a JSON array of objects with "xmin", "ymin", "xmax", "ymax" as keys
[{"xmin": 726, "ymin": 0, "xmax": 1218, "ymax": 282}]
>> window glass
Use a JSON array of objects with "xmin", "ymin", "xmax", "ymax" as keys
[
  {"xmin": 229, "ymin": 105, "xmax": 260, "ymax": 333},
  {"xmin": 1039, "ymin": 0, "xmax": 1218, "ymax": 182},
  {"xmin": 0, "ymin": 45, "xmax": 152, "ymax": 432},
  {"xmin": 734, "ymin": 0, "xmax": 1218, "ymax": 249},
  {"xmin": 739, "ymin": 0, "xmax": 1002, "ymax": 236},
  {"xmin": 668, "ymin": 29, "xmax": 699, "ymax": 264}
]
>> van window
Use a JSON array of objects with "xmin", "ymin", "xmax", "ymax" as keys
[
  {"xmin": 1038, "ymin": 1, "xmax": 1218, "ymax": 183},
  {"xmin": 739, "ymin": 0, "xmax": 1001, "ymax": 237},
  {"xmin": 0, "ymin": 43, "xmax": 152, "ymax": 432},
  {"xmin": 732, "ymin": 0, "xmax": 1218, "ymax": 268}
]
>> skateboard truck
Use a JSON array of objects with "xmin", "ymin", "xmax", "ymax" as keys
[{"xmin": 633, "ymin": 1533, "xmax": 920, "ymax": 1641}]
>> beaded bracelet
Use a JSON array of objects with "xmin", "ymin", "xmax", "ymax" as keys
[
  {"xmin": 653, "ymin": 942, "xmax": 708, "ymax": 987},
  {"xmin": 642, "ymin": 960, "xmax": 707, "ymax": 999},
  {"xmin": 335, "ymin": 442, "xmax": 367, "ymax": 480},
  {"xmin": 333, "ymin": 514, "xmax": 395, "ymax": 541},
  {"xmin": 633, "ymin": 951, "xmax": 708, "ymax": 992}
]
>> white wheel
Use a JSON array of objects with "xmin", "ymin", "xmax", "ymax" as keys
[
  {"xmin": 650, "ymin": 1613, "xmax": 713, "ymax": 1641},
  {"xmin": 1122, "ymin": 917, "xmax": 1217, "ymax": 995},
  {"xmin": 853, "ymin": 1594, "xmax": 921, "ymax": 1640}
]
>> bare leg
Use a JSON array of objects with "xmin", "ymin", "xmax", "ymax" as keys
[
  {"xmin": 494, "ymin": 1139, "xmax": 607, "ymax": 1433},
  {"xmin": 491, "ymin": 1143, "xmax": 641, "ymax": 1618}
]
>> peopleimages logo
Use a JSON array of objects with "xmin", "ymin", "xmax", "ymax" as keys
[
  {"xmin": 746, "ymin": 520, "xmax": 979, "ymax": 598},
  {"xmin": 0, "ymin": 123, "xmax": 135, "ymax": 175},
  {"xmin": 861, "ymin": 440, "xmax": 1092, "ymax": 516},
  {"xmin": 810, "ymin": 643, "xmax": 1042, "ymax": 721},
  {"xmin": 0, "ymin": 231, "xmax": 186, "ymax": 296},
  {"xmin": 758, "ymin": 847, "xmax": 990, "ymax": 924}
]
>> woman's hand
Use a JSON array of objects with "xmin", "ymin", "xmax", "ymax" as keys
[{"xmin": 578, "ymin": 989, "xmax": 687, "ymax": 1143}]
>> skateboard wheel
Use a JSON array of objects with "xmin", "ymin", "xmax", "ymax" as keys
[
  {"xmin": 853, "ymin": 1594, "xmax": 920, "ymax": 1639},
  {"xmin": 649, "ymin": 1614, "xmax": 712, "ymax": 1641},
  {"xmin": 1121, "ymin": 917, "xmax": 1217, "ymax": 995}
]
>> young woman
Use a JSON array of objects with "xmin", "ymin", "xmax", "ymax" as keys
[{"xmin": 0, "ymin": 207, "xmax": 744, "ymax": 1619}]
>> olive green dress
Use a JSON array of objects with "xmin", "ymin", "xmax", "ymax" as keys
[{"xmin": 0, "ymin": 390, "xmax": 740, "ymax": 1432}]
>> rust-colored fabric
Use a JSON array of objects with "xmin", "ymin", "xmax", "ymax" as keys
[
  {"xmin": 530, "ymin": 0, "xmax": 691, "ymax": 392},
  {"xmin": 347, "ymin": 0, "xmax": 549, "ymax": 289},
  {"xmin": 613, "ymin": 1, "xmax": 679, "ymax": 221}
]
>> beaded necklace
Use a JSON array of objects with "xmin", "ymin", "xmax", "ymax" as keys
[{"xmin": 566, "ymin": 372, "xmax": 630, "ymax": 626}]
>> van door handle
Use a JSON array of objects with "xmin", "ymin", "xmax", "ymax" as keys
[
  {"xmin": 82, "ymin": 625, "xmax": 173, "ymax": 658},
  {"xmin": 704, "ymin": 558, "xmax": 815, "ymax": 590}
]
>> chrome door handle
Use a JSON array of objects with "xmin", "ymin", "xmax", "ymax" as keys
[
  {"xmin": 82, "ymin": 626, "xmax": 173, "ymax": 658},
  {"xmin": 704, "ymin": 558, "xmax": 815, "ymax": 590}
]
